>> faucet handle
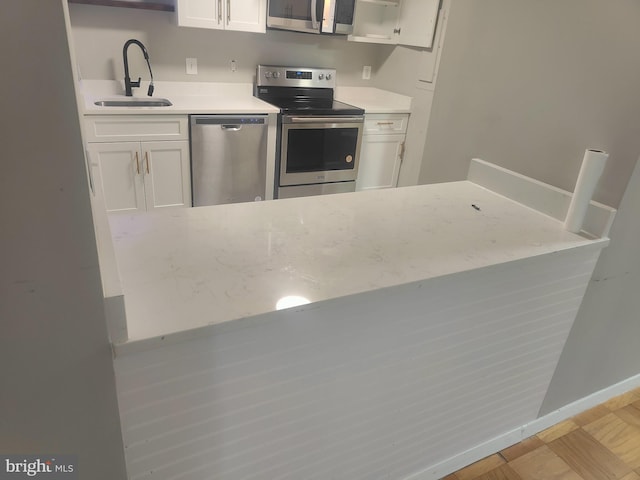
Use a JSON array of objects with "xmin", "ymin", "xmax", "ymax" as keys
[{"xmin": 131, "ymin": 77, "xmax": 141, "ymax": 88}]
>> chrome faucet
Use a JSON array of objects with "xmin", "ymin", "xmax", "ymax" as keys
[{"xmin": 123, "ymin": 39, "xmax": 155, "ymax": 97}]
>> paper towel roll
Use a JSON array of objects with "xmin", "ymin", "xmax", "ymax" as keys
[{"xmin": 564, "ymin": 149, "xmax": 608, "ymax": 233}]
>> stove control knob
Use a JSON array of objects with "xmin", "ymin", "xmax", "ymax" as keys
[
  {"xmin": 326, "ymin": 73, "xmax": 333, "ymax": 80},
  {"xmin": 264, "ymin": 71, "xmax": 273, "ymax": 79},
  {"xmin": 318, "ymin": 73, "xmax": 325, "ymax": 80},
  {"xmin": 273, "ymin": 71, "xmax": 281, "ymax": 79}
]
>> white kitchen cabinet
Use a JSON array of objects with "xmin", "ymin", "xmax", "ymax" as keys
[
  {"xmin": 356, "ymin": 114, "xmax": 408, "ymax": 191},
  {"xmin": 85, "ymin": 115, "xmax": 191, "ymax": 213},
  {"xmin": 87, "ymin": 142, "xmax": 145, "ymax": 213},
  {"xmin": 176, "ymin": 0, "xmax": 266, "ymax": 33},
  {"xmin": 88, "ymin": 141, "xmax": 191, "ymax": 213},
  {"xmin": 142, "ymin": 141, "xmax": 191, "ymax": 210},
  {"xmin": 349, "ymin": 0, "xmax": 440, "ymax": 48}
]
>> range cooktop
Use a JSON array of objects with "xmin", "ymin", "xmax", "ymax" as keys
[{"xmin": 255, "ymin": 65, "xmax": 364, "ymax": 116}]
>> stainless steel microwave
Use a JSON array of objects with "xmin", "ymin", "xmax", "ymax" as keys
[{"xmin": 267, "ymin": 0, "xmax": 356, "ymax": 35}]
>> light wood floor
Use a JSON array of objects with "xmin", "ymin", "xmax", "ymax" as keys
[{"xmin": 442, "ymin": 387, "xmax": 640, "ymax": 480}]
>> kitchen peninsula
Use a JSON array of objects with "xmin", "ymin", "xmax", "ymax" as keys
[
  {"xmin": 106, "ymin": 160, "xmax": 615, "ymax": 480},
  {"xmin": 109, "ymin": 164, "xmax": 608, "ymax": 351}
]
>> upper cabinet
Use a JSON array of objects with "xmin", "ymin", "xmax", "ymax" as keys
[
  {"xmin": 349, "ymin": 0, "xmax": 440, "ymax": 48},
  {"xmin": 176, "ymin": 0, "xmax": 266, "ymax": 33},
  {"xmin": 68, "ymin": 0, "xmax": 174, "ymax": 11}
]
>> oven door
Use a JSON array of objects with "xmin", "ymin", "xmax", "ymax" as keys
[{"xmin": 280, "ymin": 115, "xmax": 364, "ymax": 187}]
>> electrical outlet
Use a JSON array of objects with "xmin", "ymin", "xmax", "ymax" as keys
[
  {"xmin": 362, "ymin": 65, "xmax": 372, "ymax": 80},
  {"xmin": 186, "ymin": 58, "xmax": 198, "ymax": 75},
  {"xmin": 230, "ymin": 60, "xmax": 237, "ymax": 72}
]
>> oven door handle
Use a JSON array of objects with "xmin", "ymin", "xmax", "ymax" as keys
[{"xmin": 287, "ymin": 116, "xmax": 363, "ymax": 124}]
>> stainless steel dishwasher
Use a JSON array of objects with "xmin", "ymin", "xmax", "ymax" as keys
[{"xmin": 190, "ymin": 115, "xmax": 268, "ymax": 206}]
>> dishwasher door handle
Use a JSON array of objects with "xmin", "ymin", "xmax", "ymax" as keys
[
  {"xmin": 221, "ymin": 125, "xmax": 242, "ymax": 131},
  {"xmin": 193, "ymin": 116, "xmax": 265, "ymax": 126}
]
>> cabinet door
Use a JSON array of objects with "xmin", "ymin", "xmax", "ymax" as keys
[
  {"xmin": 397, "ymin": 0, "xmax": 440, "ymax": 48},
  {"xmin": 356, "ymin": 134, "xmax": 405, "ymax": 191},
  {"xmin": 142, "ymin": 141, "xmax": 191, "ymax": 210},
  {"xmin": 226, "ymin": 0, "xmax": 266, "ymax": 32},
  {"xmin": 349, "ymin": 0, "xmax": 400, "ymax": 44},
  {"xmin": 87, "ymin": 143, "xmax": 146, "ymax": 213},
  {"xmin": 176, "ymin": 0, "xmax": 223, "ymax": 29}
]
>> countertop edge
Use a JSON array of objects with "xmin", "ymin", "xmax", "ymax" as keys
[{"xmin": 112, "ymin": 237, "xmax": 608, "ymax": 357}]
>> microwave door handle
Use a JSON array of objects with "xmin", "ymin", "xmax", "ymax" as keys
[
  {"xmin": 321, "ymin": 0, "xmax": 336, "ymax": 33},
  {"xmin": 311, "ymin": 0, "xmax": 320, "ymax": 30}
]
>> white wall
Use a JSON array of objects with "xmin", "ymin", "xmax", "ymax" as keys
[
  {"xmin": 0, "ymin": 1, "xmax": 127, "ymax": 477},
  {"xmin": 541, "ymin": 156, "xmax": 640, "ymax": 413},
  {"xmin": 419, "ymin": 0, "xmax": 640, "ymax": 411},
  {"xmin": 420, "ymin": 0, "xmax": 640, "ymax": 209},
  {"xmin": 69, "ymin": 3, "xmax": 383, "ymax": 86}
]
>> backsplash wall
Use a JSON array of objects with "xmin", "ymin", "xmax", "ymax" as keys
[{"xmin": 69, "ymin": 4, "xmax": 388, "ymax": 85}]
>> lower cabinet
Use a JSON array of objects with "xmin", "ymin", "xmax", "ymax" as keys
[
  {"xmin": 84, "ymin": 115, "xmax": 191, "ymax": 213},
  {"xmin": 88, "ymin": 141, "xmax": 191, "ymax": 213},
  {"xmin": 356, "ymin": 114, "xmax": 408, "ymax": 191}
]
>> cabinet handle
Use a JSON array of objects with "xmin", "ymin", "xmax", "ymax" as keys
[
  {"xmin": 227, "ymin": 0, "xmax": 230, "ymax": 24},
  {"xmin": 399, "ymin": 142, "xmax": 406, "ymax": 162},
  {"xmin": 135, "ymin": 151, "xmax": 140, "ymax": 174},
  {"xmin": 218, "ymin": 0, "xmax": 222, "ymax": 23},
  {"xmin": 145, "ymin": 151, "xmax": 150, "ymax": 174},
  {"xmin": 377, "ymin": 122, "xmax": 394, "ymax": 126},
  {"xmin": 86, "ymin": 149, "xmax": 95, "ymax": 196}
]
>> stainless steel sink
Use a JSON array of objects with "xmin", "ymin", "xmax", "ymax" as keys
[{"xmin": 94, "ymin": 98, "xmax": 172, "ymax": 107}]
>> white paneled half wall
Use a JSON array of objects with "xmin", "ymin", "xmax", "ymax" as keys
[{"xmin": 114, "ymin": 243, "xmax": 601, "ymax": 480}]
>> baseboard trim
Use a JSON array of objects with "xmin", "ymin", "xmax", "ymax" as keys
[{"xmin": 405, "ymin": 372, "xmax": 640, "ymax": 480}]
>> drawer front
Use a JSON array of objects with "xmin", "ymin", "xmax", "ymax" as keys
[
  {"xmin": 364, "ymin": 114, "xmax": 409, "ymax": 134},
  {"xmin": 84, "ymin": 115, "xmax": 189, "ymax": 142}
]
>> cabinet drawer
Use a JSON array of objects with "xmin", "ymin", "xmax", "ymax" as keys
[
  {"xmin": 84, "ymin": 115, "xmax": 189, "ymax": 142},
  {"xmin": 364, "ymin": 114, "xmax": 409, "ymax": 134}
]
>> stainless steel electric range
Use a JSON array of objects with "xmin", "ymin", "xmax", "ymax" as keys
[{"xmin": 255, "ymin": 65, "xmax": 364, "ymax": 199}]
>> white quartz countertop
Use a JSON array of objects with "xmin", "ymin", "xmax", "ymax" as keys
[
  {"xmin": 80, "ymin": 80, "xmax": 279, "ymax": 115},
  {"xmin": 109, "ymin": 181, "xmax": 603, "ymax": 350},
  {"xmin": 335, "ymin": 86, "xmax": 412, "ymax": 114},
  {"xmin": 79, "ymin": 80, "xmax": 411, "ymax": 115}
]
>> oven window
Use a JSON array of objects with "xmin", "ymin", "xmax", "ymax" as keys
[{"xmin": 286, "ymin": 127, "xmax": 359, "ymax": 172}]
